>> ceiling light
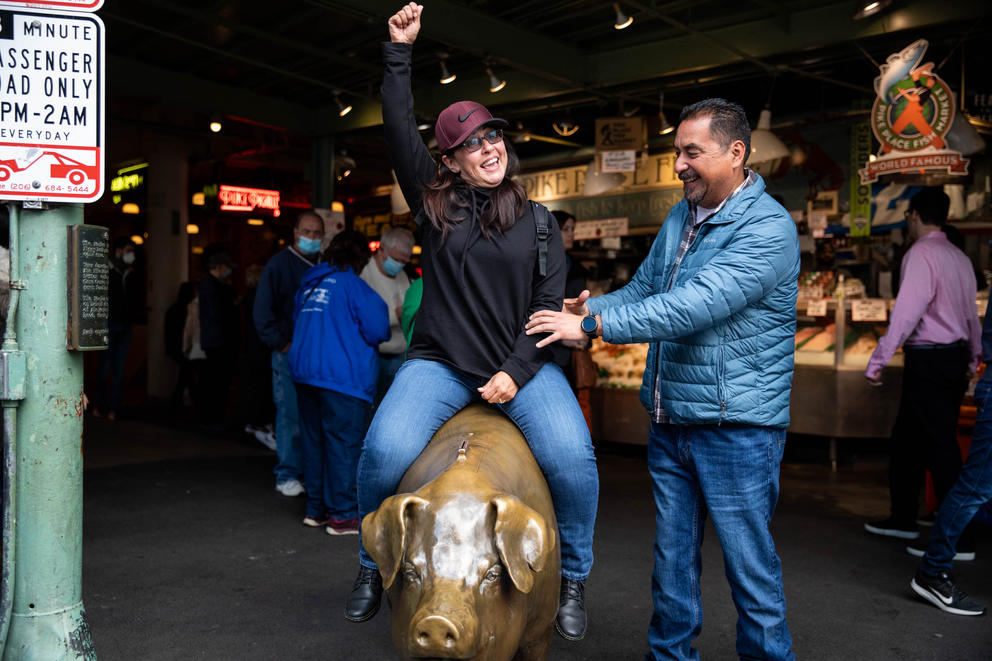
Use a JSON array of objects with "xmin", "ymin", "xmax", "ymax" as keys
[
  {"xmin": 613, "ymin": 3, "xmax": 633, "ymax": 30},
  {"xmin": 186, "ymin": 223, "xmax": 200, "ymax": 234},
  {"xmin": 438, "ymin": 53, "xmax": 456, "ymax": 85},
  {"xmin": 122, "ymin": 203, "xmax": 141, "ymax": 215},
  {"xmin": 334, "ymin": 92, "xmax": 352, "ymax": 117},
  {"xmin": 486, "ymin": 66, "xmax": 506, "ymax": 93},
  {"xmin": 209, "ymin": 113, "xmax": 223, "ymax": 133},
  {"xmin": 552, "ymin": 119, "xmax": 579, "ymax": 137},
  {"xmin": 748, "ymin": 109, "xmax": 790, "ymax": 173},
  {"xmin": 130, "ymin": 234, "xmax": 144, "ymax": 245},
  {"xmin": 247, "ymin": 218, "xmax": 264, "ymax": 226},
  {"xmin": 191, "ymin": 192, "xmax": 205, "ymax": 206},
  {"xmin": 658, "ymin": 92, "xmax": 674, "ymax": 135},
  {"xmin": 192, "ymin": 246, "xmax": 205, "ymax": 255},
  {"xmin": 852, "ymin": 0, "xmax": 891, "ymax": 20}
]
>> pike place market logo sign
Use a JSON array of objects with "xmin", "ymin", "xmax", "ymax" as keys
[{"xmin": 860, "ymin": 39, "xmax": 967, "ymax": 183}]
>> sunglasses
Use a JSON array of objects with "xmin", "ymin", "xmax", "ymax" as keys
[{"xmin": 460, "ymin": 128, "xmax": 504, "ymax": 153}]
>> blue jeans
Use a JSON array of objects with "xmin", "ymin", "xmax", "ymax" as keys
[
  {"xmin": 646, "ymin": 423, "xmax": 794, "ymax": 661},
  {"xmin": 295, "ymin": 383, "xmax": 369, "ymax": 520},
  {"xmin": 921, "ymin": 378, "xmax": 992, "ymax": 575},
  {"xmin": 272, "ymin": 352, "xmax": 302, "ymax": 485},
  {"xmin": 357, "ymin": 358, "xmax": 598, "ymax": 579}
]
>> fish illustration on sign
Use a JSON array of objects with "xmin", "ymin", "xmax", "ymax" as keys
[{"xmin": 874, "ymin": 39, "xmax": 929, "ymax": 103}]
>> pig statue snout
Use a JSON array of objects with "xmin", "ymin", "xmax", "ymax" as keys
[{"xmin": 412, "ymin": 613, "xmax": 476, "ymax": 657}]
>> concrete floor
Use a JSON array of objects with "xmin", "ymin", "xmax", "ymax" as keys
[{"xmin": 80, "ymin": 413, "xmax": 992, "ymax": 660}]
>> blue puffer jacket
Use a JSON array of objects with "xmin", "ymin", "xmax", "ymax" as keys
[
  {"xmin": 587, "ymin": 174, "xmax": 799, "ymax": 428},
  {"xmin": 288, "ymin": 263, "xmax": 390, "ymax": 403}
]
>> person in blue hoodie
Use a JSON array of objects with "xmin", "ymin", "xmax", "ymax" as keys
[{"xmin": 288, "ymin": 231, "xmax": 390, "ymax": 535}]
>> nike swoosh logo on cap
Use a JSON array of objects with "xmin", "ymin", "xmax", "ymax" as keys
[{"xmin": 458, "ymin": 108, "xmax": 480, "ymax": 122}]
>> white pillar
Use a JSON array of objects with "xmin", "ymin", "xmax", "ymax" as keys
[{"xmin": 145, "ymin": 144, "xmax": 189, "ymax": 398}]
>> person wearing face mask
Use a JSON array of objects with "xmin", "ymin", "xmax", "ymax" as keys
[
  {"xmin": 198, "ymin": 251, "xmax": 240, "ymax": 431},
  {"xmin": 254, "ymin": 211, "xmax": 326, "ymax": 497},
  {"xmin": 344, "ymin": 4, "xmax": 599, "ymax": 643},
  {"xmin": 359, "ymin": 226, "xmax": 414, "ymax": 406},
  {"xmin": 93, "ymin": 237, "xmax": 141, "ymax": 420}
]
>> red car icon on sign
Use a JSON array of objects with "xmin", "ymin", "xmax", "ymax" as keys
[
  {"xmin": 0, "ymin": 151, "xmax": 45, "ymax": 181},
  {"xmin": 48, "ymin": 153, "xmax": 99, "ymax": 185}
]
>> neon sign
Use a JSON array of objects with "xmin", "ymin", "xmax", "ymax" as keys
[{"xmin": 218, "ymin": 185, "xmax": 281, "ymax": 217}]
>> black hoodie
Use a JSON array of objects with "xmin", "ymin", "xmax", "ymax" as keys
[{"xmin": 381, "ymin": 42, "xmax": 565, "ymax": 388}]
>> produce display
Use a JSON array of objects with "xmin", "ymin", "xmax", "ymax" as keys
[{"xmin": 588, "ymin": 338, "xmax": 649, "ymax": 388}]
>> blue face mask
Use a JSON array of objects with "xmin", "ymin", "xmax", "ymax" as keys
[
  {"xmin": 382, "ymin": 256, "xmax": 405, "ymax": 277},
  {"xmin": 297, "ymin": 236, "xmax": 321, "ymax": 254}
]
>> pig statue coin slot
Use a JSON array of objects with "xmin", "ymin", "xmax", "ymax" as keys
[{"xmin": 362, "ymin": 404, "xmax": 561, "ymax": 661}]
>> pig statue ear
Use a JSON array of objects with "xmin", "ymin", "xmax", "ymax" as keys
[
  {"xmin": 361, "ymin": 494, "xmax": 429, "ymax": 590},
  {"xmin": 491, "ymin": 495, "xmax": 557, "ymax": 595}
]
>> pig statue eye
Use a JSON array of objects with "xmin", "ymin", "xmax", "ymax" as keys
[
  {"xmin": 482, "ymin": 564, "xmax": 502, "ymax": 585},
  {"xmin": 401, "ymin": 562, "xmax": 420, "ymax": 583}
]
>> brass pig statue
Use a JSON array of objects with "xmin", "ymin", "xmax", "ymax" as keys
[{"xmin": 362, "ymin": 404, "xmax": 561, "ymax": 661}]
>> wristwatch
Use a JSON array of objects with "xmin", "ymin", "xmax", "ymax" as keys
[{"xmin": 580, "ymin": 315, "xmax": 599, "ymax": 339}]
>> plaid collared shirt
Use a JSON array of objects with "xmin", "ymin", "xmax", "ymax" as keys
[{"xmin": 652, "ymin": 170, "xmax": 757, "ymax": 424}]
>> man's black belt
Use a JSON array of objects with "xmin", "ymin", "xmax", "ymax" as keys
[{"xmin": 904, "ymin": 340, "xmax": 968, "ymax": 351}]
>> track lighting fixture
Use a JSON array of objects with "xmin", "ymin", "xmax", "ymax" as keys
[
  {"xmin": 852, "ymin": 0, "xmax": 892, "ymax": 20},
  {"xmin": 334, "ymin": 92, "xmax": 352, "ymax": 118},
  {"xmin": 486, "ymin": 66, "xmax": 506, "ymax": 93},
  {"xmin": 658, "ymin": 93, "xmax": 674, "ymax": 135},
  {"xmin": 438, "ymin": 53, "xmax": 456, "ymax": 85},
  {"xmin": 613, "ymin": 3, "xmax": 633, "ymax": 30}
]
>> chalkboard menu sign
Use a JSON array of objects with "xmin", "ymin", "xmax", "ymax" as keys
[{"xmin": 67, "ymin": 224, "xmax": 110, "ymax": 351}]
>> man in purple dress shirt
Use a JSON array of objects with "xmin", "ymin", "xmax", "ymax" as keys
[{"xmin": 864, "ymin": 188, "xmax": 982, "ymax": 545}]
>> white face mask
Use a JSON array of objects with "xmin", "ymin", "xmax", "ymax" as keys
[{"xmin": 122, "ymin": 252, "xmax": 136, "ymax": 265}]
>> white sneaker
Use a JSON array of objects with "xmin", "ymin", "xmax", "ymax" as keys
[
  {"xmin": 254, "ymin": 429, "xmax": 277, "ymax": 451},
  {"xmin": 275, "ymin": 479, "xmax": 305, "ymax": 497}
]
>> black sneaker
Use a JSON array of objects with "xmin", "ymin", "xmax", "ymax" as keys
[
  {"xmin": 916, "ymin": 512, "xmax": 936, "ymax": 528},
  {"xmin": 906, "ymin": 541, "xmax": 975, "ymax": 562},
  {"xmin": 344, "ymin": 566, "xmax": 383, "ymax": 622},
  {"xmin": 555, "ymin": 578, "xmax": 587, "ymax": 641},
  {"xmin": 864, "ymin": 517, "xmax": 919, "ymax": 539},
  {"xmin": 910, "ymin": 570, "xmax": 986, "ymax": 616}
]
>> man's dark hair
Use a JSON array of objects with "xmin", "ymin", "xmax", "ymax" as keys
[
  {"xmin": 679, "ymin": 98, "xmax": 752, "ymax": 163},
  {"xmin": 550, "ymin": 209, "xmax": 575, "ymax": 231},
  {"xmin": 295, "ymin": 209, "xmax": 323, "ymax": 229},
  {"xmin": 909, "ymin": 187, "xmax": 950, "ymax": 226},
  {"xmin": 323, "ymin": 230, "xmax": 371, "ymax": 273}
]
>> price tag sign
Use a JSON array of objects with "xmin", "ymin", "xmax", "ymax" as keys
[
  {"xmin": 806, "ymin": 299, "xmax": 828, "ymax": 317},
  {"xmin": 851, "ymin": 298, "xmax": 887, "ymax": 322}
]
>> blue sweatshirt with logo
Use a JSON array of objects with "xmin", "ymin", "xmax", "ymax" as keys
[{"xmin": 288, "ymin": 263, "xmax": 390, "ymax": 403}]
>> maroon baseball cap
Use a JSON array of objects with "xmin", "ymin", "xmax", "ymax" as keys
[{"xmin": 434, "ymin": 101, "xmax": 508, "ymax": 153}]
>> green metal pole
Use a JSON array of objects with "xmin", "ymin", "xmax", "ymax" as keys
[{"xmin": 3, "ymin": 204, "xmax": 95, "ymax": 660}]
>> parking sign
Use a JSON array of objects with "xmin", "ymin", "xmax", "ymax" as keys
[{"xmin": 0, "ymin": 6, "xmax": 104, "ymax": 202}]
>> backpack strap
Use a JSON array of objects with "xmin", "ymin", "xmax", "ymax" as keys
[{"xmin": 531, "ymin": 201, "xmax": 549, "ymax": 278}]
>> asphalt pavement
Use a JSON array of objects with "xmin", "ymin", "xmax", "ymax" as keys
[{"xmin": 80, "ymin": 414, "xmax": 992, "ymax": 660}]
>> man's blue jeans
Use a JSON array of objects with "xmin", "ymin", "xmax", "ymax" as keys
[
  {"xmin": 295, "ymin": 383, "xmax": 369, "ymax": 520},
  {"xmin": 357, "ymin": 358, "xmax": 599, "ymax": 580},
  {"xmin": 646, "ymin": 423, "xmax": 794, "ymax": 661},
  {"xmin": 921, "ymin": 378, "xmax": 992, "ymax": 575},
  {"xmin": 271, "ymin": 351, "xmax": 302, "ymax": 486}
]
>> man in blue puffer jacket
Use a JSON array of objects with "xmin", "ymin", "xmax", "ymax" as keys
[
  {"xmin": 289, "ymin": 231, "xmax": 390, "ymax": 536},
  {"xmin": 529, "ymin": 98, "xmax": 799, "ymax": 660}
]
